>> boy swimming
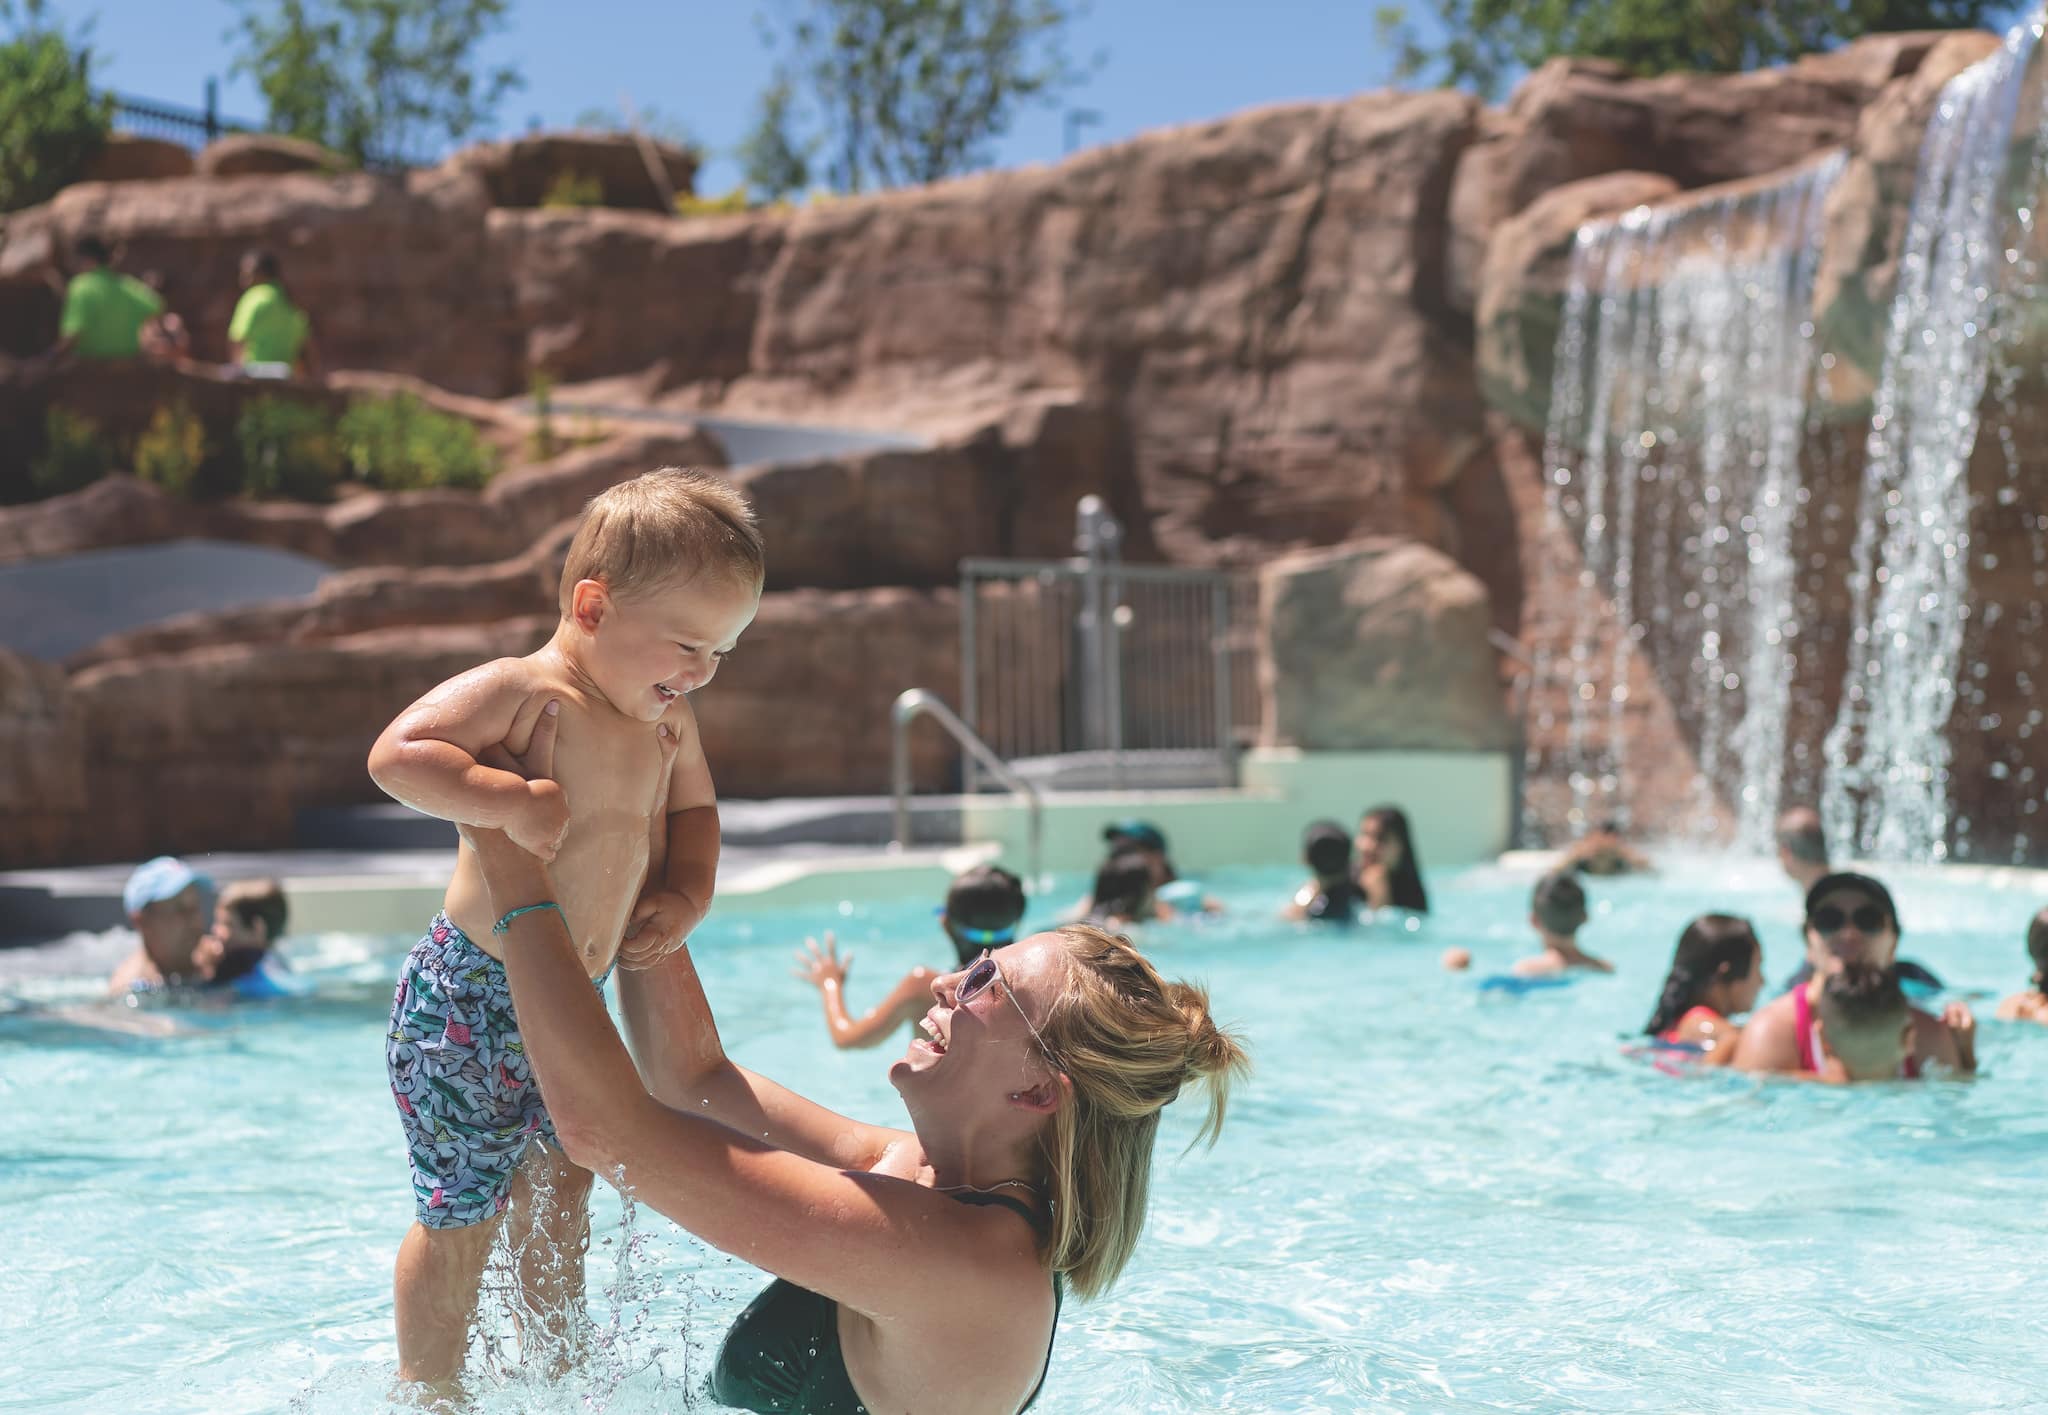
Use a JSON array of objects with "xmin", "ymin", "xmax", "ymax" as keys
[
  {"xmin": 369, "ymin": 467, "xmax": 763, "ymax": 1394},
  {"xmin": 1512, "ymin": 870, "xmax": 1613, "ymax": 977}
]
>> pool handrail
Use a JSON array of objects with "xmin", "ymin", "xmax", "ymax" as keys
[{"xmin": 891, "ymin": 688, "xmax": 1042, "ymax": 887}]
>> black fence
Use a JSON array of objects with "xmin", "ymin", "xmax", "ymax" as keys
[
  {"xmin": 110, "ymin": 81, "xmax": 257, "ymax": 149},
  {"xmin": 108, "ymin": 82, "xmax": 405, "ymax": 170}
]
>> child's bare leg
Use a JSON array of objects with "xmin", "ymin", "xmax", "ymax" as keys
[
  {"xmin": 394, "ymin": 1215, "xmax": 501, "ymax": 1396},
  {"xmin": 503, "ymin": 1145, "xmax": 595, "ymax": 1373}
]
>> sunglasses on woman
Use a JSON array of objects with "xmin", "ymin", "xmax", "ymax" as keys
[
  {"xmin": 957, "ymin": 951, "xmax": 1058, "ymax": 1065},
  {"xmin": 1810, "ymin": 904, "xmax": 1888, "ymax": 935}
]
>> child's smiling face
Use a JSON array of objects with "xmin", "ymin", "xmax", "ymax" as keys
[{"xmin": 575, "ymin": 571, "xmax": 760, "ymax": 722}]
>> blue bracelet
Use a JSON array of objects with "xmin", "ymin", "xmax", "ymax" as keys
[{"xmin": 493, "ymin": 901, "xmax": 564, "ymax": 935}]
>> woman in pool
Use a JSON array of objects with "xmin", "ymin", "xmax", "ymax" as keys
[
  {"xmin": 460, "ymin": 752, "xmax": 1247, "ymax": 1413},
  {"xmin": 1731, "ymin": 872, "xmax": 1976, "ymax": 1076},
  {"xmin": 1994, "ymin": 906, "xmax": 2048, "ymax": 1024},
  {"xmin": 1081, "ymin": 850, "xmax": 1160, "ymax": 931},
  {"xmin": 1641, "ymin": 914, "xmax": 1764, "ymax": 1062},
  {"xmin": 1355, "ymin": 806, "xmax": 1428, "ymax": 913}
]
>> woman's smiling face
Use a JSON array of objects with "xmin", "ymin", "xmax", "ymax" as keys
[{"xmin": 891, "ymin": 933, "xmax": 1066, "ymax": 1108}]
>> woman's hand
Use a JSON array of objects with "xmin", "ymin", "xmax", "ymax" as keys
[{"xmin": 792, "ymin": 932, "xmax": 850, "ymax": 992}]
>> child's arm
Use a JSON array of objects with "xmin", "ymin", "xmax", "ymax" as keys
[
  {"xmin": 793, "ymin": 933, "xmax": 938, "ymax": 1049},
  {"xmin": 620, "ymin": 701, "xmax": 718, "ymax": 969},
  {"xmin": 367, "ymin": 662, "xmax": 571, "ymax": 860}
]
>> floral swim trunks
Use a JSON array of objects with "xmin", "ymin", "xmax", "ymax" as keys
[{"xmin": 386, "ymin": 914, "xmax": 608, "ymax": 1228}]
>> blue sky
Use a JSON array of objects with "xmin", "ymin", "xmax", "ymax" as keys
[
  {"xmin": 63, "ymin": 1, "xmax": 1411, "ymax": 189},
  {"xmin": 58, "ymin": 1, "xmax": 2035, "ymax": 190}
]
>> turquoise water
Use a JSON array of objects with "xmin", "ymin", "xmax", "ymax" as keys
[{"xmin": 5, "ymin": 857, "xmax": 2047, "ymax": 1413}]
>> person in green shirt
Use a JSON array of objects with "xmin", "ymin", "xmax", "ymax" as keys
[
  {"xmin": 53, "ymin": 235, "xmax": 186, "ymax": 363},
  {"xmin": 228, "ymin": 248, "xmax": 320, "ymax": 377}
]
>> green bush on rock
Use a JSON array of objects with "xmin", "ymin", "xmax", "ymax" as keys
[
  {"xmin": 29, "ymin": 407, "xmax": 113, "ymax": 495},
  {"xmin": 337, "ymin": 392, "xmax": 498, "ymax": 490},
  {"xmin": 133, "ymin": 399, "xmax": 208, "ymax": 497},
  {"xmin": 236, "ymin": 396, "xmax": 342, "ymax": 499}
]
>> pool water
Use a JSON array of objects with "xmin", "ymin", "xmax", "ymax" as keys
[{"xmin": 5, "ymin": 857, "xmax": 2047, "ymax": 1413}]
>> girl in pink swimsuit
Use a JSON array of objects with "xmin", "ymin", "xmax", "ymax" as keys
[{"xmin": 1643, "ymin": 915, "xmax": 1764, "ymax": 1063}]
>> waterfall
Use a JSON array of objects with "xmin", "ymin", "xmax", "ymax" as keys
[
  {"xmin": 1821, "ymin": 14, "xmax": 2048, "ymax": 863},
  {"xmin": 1532, "ymin": 155, "xmax": 1842, "ymax": 851}
]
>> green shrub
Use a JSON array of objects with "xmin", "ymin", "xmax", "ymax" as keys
[
  {"xmin": 236, "ymin": 396, "xmax": 340, "ymax": 499},
  {"xmin": 337, "ymin": 392, "xmax": 497, "ymax": 490},
  {"xmin": 0, "ymin": 1, "xmax": 111, "ymax": 212},
  {"xmin": 540, "ymin": 168, "xmax": 603, "ymax": 208},
  {"xmin": 528, "ymin": 367, "xmax": 556, "ymax": 460},
  {"xmin": 133, "ymin": 399, "xmax": 208, "ymax": 497},
  {"xmin": 674, "ymin": 183, "xmax": 750, "ymax": 217},
  {"xmin": 29, "ymin": 406, "xmax": 111, "ymax": 495}
]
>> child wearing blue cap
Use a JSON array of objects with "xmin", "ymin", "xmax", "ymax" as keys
[
  {"xmin": 368, "ymin": 468, "xmax": 764, "ymax": 1395},
  {"xmin": 107, "ymin": 856, "xmax": 215, "ymax": 993}
]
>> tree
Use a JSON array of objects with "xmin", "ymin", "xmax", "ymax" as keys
[
  {"xmin": 737, "ymin": 75, "xmax": 813, "ymax": 200},
  {"xmin": 0, "ymin": 0, "xmax": 110, "ymax": 212},
  {"xmin": 1375, "ymin": 0, "xmax": 2014, "ymax": 101},
  {"xmin": 756, "ymin": 0, "xmax": 1091, "ymax": 194},
  {"xmin": 228, "ymin": 0, "xmax": 522, "ymax": 167}
]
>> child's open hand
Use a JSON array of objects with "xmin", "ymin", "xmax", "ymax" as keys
[
  {"xmin": 619, "ymin": 888, "xmax": 692, "ymax": 969},
  {"xmin": 792, "ymin": 933, "xmax": 850, "ymax": 992}
]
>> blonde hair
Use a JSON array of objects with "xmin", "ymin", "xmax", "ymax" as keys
[
  {"xmin": 1033, "ymin": 924, "xmax": 1249, "ymax": 1300},
  {"xmin": 558, "ymin": 467, "xmax": 764, "ymax": 614}
]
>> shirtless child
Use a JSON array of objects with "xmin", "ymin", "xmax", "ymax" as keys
[
  {"xmin": 370, "ymin": 467, "xmax": 762, "ymax": 1395},
  {"xmin": 1512, "ymin": 870, "xmax": 1614, "ymax": 978}
]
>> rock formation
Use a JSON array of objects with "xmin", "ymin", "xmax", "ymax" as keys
[{"xmin": 4, "ymin": 25, "xmax": 2036, "ymax": 866}]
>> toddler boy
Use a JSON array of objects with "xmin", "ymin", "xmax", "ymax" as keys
[{"xmin": 370, "ymin": 467, "xmax": 763, "ymax": 1393}]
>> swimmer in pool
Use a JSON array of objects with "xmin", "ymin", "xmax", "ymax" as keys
[
  {"xmin": 1081, "ymin": 851, "xmax": 1159, "ymax": 932},
  {"xmin": 1512, "ymin": 871, "xmax": 1612, "ymax": 977},
  {"xmin": 1641, "ymin": 915, "xmax": 1763, "ymax": 1063},
  {"xmin": 796, "ymin": 864, "xmax": 1029, "ymax": 1049},
  {"xmin": 1994, "ymin": 906, "xmax": 2048, "ymax": 1025},
  {"xmin": 1559, "ymin": 818, "xmax": 1655, "ymax": 877},
  {"xmin": 194, "ymin": 878, "xmax": 291, "ymax": 992},
  {"xmin": 1282, "ymin": 820, "xmax": 1368, "ymax": 924},
  {"xmin": 1355, "ymin": 806, "xmax": 1429, "ymax": 913},
  {"xmin": 1732, "ymin": 873, "xmax": 1975, "ymax": 1076}
]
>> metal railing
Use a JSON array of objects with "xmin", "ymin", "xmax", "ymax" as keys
[
  {"xmin": 960, "ymin": 498, "xmax": 1258, "ymax": 793},
  {"xmin": 891, "ymin": 689, "xmax": 1042, "ymax": 884},
  {"xmin": 111, "ymin": 83, "xmax": 255, "ymax": 148},
  {"xmin": 108, "ymin": 83, "xmax": 404, "ymax": 169}
]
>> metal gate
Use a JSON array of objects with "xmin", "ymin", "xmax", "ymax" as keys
[{"xmin": 960, "ymin": 498, "xmax": 1259, "ymax": 791}]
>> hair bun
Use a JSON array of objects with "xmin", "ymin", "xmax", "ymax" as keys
[{"xmin": 1163, "ymin": 980, "xmax": 1250, "ymax": 1144}]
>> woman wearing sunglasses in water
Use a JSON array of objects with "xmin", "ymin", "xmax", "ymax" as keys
[
  {"xmin": 457, "ymin": 711, "xmax": 1247, "ymax": 1414},
  {"xmin": 1731, "ymin": 872, "xmax": 1976, "ymax": 1077}
]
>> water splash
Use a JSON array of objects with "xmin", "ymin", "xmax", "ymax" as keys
[
  {"xmin": 1531, "ymin": 155, "xmax": 1841, "ymax": 850},
  {"xmin": 1821, "ymin": 14, "xmax": 2048, "ymax": 863}
]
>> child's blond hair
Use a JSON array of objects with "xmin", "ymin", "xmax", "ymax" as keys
[{"xmin": 558, "ymin": 467, "xmax": 764, "ymax": 613}]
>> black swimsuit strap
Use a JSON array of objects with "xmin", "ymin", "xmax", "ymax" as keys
[
  {"xmin": 949, "ymin": 1190, "xmax": 1062, "ymax": 1410},
  {"xmin": 949, "ymin": 1189, "xmax": 1047, "ymax": 1230}
]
